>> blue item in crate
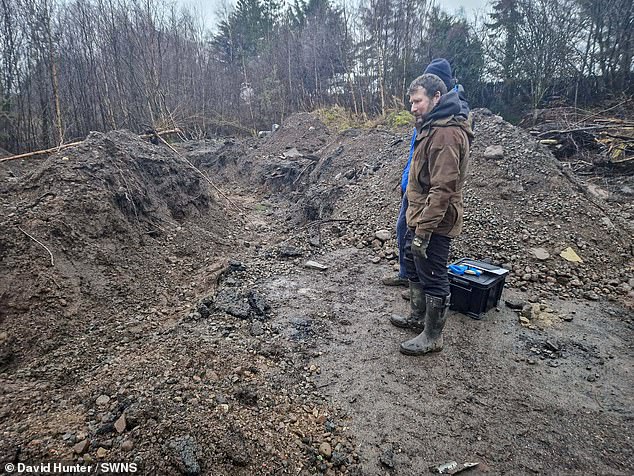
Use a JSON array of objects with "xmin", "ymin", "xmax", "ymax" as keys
[{"xmin": 448, "ymin": 264, "xmax": 482, "ymax": 276}]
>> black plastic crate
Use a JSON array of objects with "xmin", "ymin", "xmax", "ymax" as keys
[{"xmin": 448, "ymin": 258, "xmax": 509, "ymax": 319}]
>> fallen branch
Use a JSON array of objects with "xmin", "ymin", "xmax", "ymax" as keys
[
  {"xmin": 139, "ymin": 128, "xmax": 181, "ymax": 139},
  {"xmin": 304, "ymin": 219, "xmax": 353, "ymax": 227},
  {"xmin": 537, "ymin": 124, "xmax": 628, "ymax": 138},
  {"xmin": 292, "ymin": 161, "xmax": 316, "ymax": 185},
  {"xmin": 0, "ymin": 129, "xmax": 182, "ymax": 163},
  {"xmin": 568, "ymin": 100, "xmax": 631, "ymax": 129},
  {"xmin": 0, "ymin": 141, "xmax": 83, "ymax": 162},
  {"xmin": 18, "ymin": 226, "xmax": 54, "ymax": 266},
  {"xmin": 612, "ymin": 155, "xmax": 634, "ymax": 164}
]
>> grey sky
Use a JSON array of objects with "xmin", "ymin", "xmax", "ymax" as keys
[{"xmin": 178, "ymin": 0, "xmax": 491, "ymax": 31}]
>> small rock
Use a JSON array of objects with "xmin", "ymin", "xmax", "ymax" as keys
[
  {"xmin": 371, "ymin": 256, "xmax": 381, "ymax": 264},
  {"xmin": 324, "ymin": 420, "xmax": 336, "ymax": 433},
  {"xmin": 305, "ymin": 260, "xmax": 328, "ymax": 271},
  {"xmin": 319, "ymin": 442, "xmax": 332, "ymax": 459},
  {"xmin": 531, "ymin": 248, "xmax": 550, "ymax": 260},
  {"xmin": 206, "ymin": 370, "xmax": 219, "ymax": 382},
  {"xmin": 196, "ymin": 303, "xmax": 210, "ymax": 319},
  {"xmin": 96, "ymin": 447, "xmax": 108, "ymax": 458},
  {"xmin": 483, "ymin": 145, "xmax": 504, "ymax": 160},
  {"xmin": 228, "ymin": 260, "xmax": 246, "ymax": 272},
  {"xmin": 280, "ymin": 247, "xmax": 303, "ymax": 258},
  {"xmin": 375, "ymin": 230, "xmax": 391, "ymax": 242},
  {"xmin": 73, "ymin": 440, "xmax": 90, "ymax": 455},
  {"xmin": 250, "ymin": 321, "xmax": 265, "ymax": 336},
  {"xmin": 121, "ymin": 440, "xmax": 134, "ymax": 452},
  {"xmin": 167, "ymin": 435, "xmax": 200, "ymax": 476},
  {"xmin": 96, "ymin": 395, "xmax": 110, "ymax": 406},
  {"xmin": 620, "ymin": 185, "xmax": 634, "ymax": 195},
  {"xmin": 331, "ymin": 451, "xmax": 347, "ymax": 467},
  {"xmin": 114, "ymin": 414, "xmax": 126, "ymax": 434},
  {"xmin": 248, "ymin": 290, "xmax": 270, "ymax": 316},
  {"xmin": 283, "ymin": 147, "xmax": 302, "ymax": 158},
  {"xmin": 520, "ymin": 304, "xmax": 533, "ymax": 319},
  {"xmin": 379, "ymin": 447, "xmax": 395, "ymax": 468},
  {"xmin": 505, "ymin": 299, "xmax": 525, "ymax": 310}
]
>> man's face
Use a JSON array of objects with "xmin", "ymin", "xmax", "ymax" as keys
[{"xmin": 410, "ymin": 88, "xmax": 440, "ymax": 122}]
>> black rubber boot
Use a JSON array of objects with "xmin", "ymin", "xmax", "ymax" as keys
[
  {"xmin": 399, "ymin": 294, "xmax": 450, "ymax": 355},
  {"xmin": 390, "ymin": 281, "xmax": 426, "ymax": 331}
]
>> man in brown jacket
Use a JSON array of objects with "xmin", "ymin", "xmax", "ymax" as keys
[{"xmin": 390, "ymin": 71, "xmax": 474, "ymax": 356}]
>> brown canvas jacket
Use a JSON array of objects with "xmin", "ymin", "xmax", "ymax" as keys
[{"xmin": 406, "ymin": 114, "xmax": 474, "ymax": 238}]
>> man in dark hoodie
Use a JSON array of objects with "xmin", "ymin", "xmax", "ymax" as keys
[
  {"xmin": 389, "ymin": 66, "xmax": 473, "ymax": 356},
  {"xmin": 383, "ymin": 59, "xmax": 470, "ymax": 299}
]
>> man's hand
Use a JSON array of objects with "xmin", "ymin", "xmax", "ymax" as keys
[{"xmin": 411, "ymin": 234, "xmax": 430, "ymax": 260}]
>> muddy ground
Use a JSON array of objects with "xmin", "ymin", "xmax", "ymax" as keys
[{"xmin": 0, "ymin": 111, "xmax": 632, "ymax": 475}]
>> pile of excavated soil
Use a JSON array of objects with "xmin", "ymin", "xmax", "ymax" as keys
[
  {"xmin": 238, "ymin": 110, "xmax": 633, "ymax": 305},
  {"xmin": 1, "ymin": 130, "xmax": 226, "ymax": 363},
  {"xmin": 458, "ymin": 110, "xmax": 632, "ymax": 302},
  {"xmin": 0, "ymin": 131, "xmax": 353, "ymax": 475}
]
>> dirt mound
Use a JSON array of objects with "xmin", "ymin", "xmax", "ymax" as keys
[
  {"xmin": 250, "ymin": 110, "xmax": 632, "ymax": 304},
  {"xmin": 1, "ymin": 130, "xmax": 241, "ymax": 377},
  {"xmin": 458, "ymin": 110, "xmax": 632, "ymax": 302},
  {"xmin": 262, "ymin": 113, "xmax": 331, "ymax": 157}
]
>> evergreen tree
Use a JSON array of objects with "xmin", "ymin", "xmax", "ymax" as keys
[
  {"xmin": 423, "ymin": 7, "xmax": 485, "ymax": 97},
  {"xmin": 487, "ymin": 0, "xmax": 521, "ymax": 80},
  {"xmin": 213, "ymin": 0, "xmax": 282, "ymax": 63}
]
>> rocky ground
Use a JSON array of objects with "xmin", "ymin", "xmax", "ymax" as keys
[{"xmin": 0, "ymin": 110, "xmax": 632, "ymax": 475}]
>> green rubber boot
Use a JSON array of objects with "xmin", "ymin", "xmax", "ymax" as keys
[
  {"xmin": 400, "ymin": 294, "xmax": 450, "ymax": 356},
  {"xmin": 390, "ymin": 281, "xmax": 426, "ymax": 331}
]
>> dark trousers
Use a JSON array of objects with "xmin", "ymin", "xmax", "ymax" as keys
[
  {"xmin": 396, "ymin": 194, "xmax": 410, "ymax": 279},
  {"xmin": 403, "ymin": 228, "xmax": 451, "ymax": 297}
]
